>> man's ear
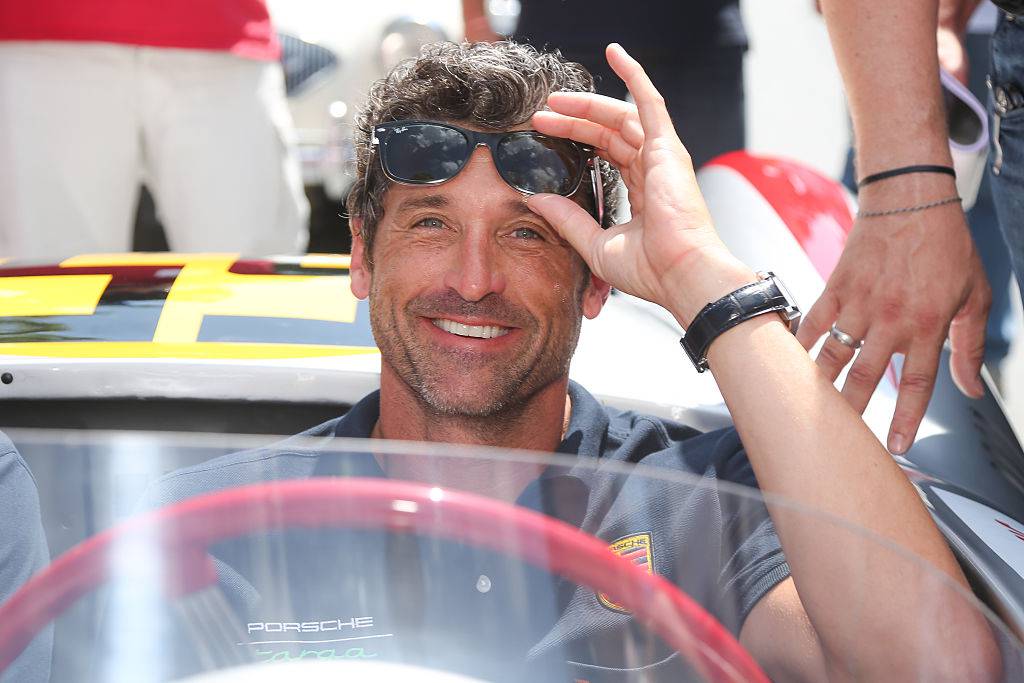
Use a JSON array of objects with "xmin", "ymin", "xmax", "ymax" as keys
[
  {"xmin": 582, "ymin": 274, "xmax": 611, "ymax": 319},
  {"xmin": 349, "ymin": 218, "xmax": 370, "ymax": 300}
]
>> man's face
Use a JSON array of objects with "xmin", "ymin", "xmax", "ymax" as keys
[{"xmin": 350, "ymin": 137, "xmax": 608, "ymax": 417}]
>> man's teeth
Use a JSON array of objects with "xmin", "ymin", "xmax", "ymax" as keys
[{"xmin": 432, "ymin": 318, "xmax": 511, "ymax": 339}]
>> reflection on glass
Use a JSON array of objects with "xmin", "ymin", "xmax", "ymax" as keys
[{"xmin": 0, "ymin": 432, "xmax": 1020, "ymax": 682}]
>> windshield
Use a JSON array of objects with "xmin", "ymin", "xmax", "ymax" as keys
[{"xmin": 1, "ymin": 430, "xmax": 1021, "ymax": 683}]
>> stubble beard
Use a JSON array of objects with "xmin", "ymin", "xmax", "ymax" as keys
[{"xmin": 369, "ymin": 288, "xmax": 583, "ymax": 420}]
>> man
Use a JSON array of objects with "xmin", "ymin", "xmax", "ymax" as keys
[{"xmin": 134, "ymin": 41, "xmax": 998, "ymax": 681}]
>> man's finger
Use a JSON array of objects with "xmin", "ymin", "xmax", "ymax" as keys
[
  {"xmin": 948, "ymin": 284, "xmax": 989, "ymax": 399},
  {"xmin": 545, "ymin": 92, "xmax": 645, "ymax": 148},
  {"xmin": 815, "ymin": 334, "xmax": 858, "ymax": 383},
  {"xmin": 532, "ymin": 111, "xmax": 640, "ymax": 169},
  {"xmin": 526, "ymin": 194, "xmax": 606, "ymax": 271},
  {"xmin": 604, "ymin": 44, "xmax": 677, "ymax": 142},
  {"xmin": 812, "ymin": 311, "xmax": 867, "ymax": 383},
  {"xmin": 888, "ymin": 342, "xmax": 943, "ymax": 454},
  {"xmin": 841, "ymin": 332, "xmax": 893, "ymax": 414},
  {"xmin": 795, "ymin": 291, "xmax": 839, "ymax": 350}
]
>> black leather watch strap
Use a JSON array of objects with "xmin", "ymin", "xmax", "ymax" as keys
[{"xmin": 680, "ymin": 272, "xmax": 801, "ymax": 372}]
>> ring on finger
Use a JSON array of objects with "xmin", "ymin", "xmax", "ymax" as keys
[{"xmin": 829, "ymin": 323, "xmax": 864, "ymax": 350}]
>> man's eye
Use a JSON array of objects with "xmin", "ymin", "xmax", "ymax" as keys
[
  {"xmin": 415, "ymin": 217, "xmax": 445, "ymax": 229},
  {"xmin": 512, "ymin": 227, "xmax": 542, "ymax": 240}
]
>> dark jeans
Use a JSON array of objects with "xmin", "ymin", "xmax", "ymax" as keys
[
  {"xmin": 990, "ymin": 12, "xmax": 1024, "ymax": 301},
  {"xmin": 559, "ymin": 47, "xmax": 746, "ymax": 170}
]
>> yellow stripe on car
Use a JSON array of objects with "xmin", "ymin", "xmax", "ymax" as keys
[
  {"xmin": 300, "ymin": 254, "xmax": 351, "ymax": 269},
  {"xmin": 60, "ymin": 253, "xmax": 240, "ymax": 267},
  {"xmin": 153, "ymin": 257, "xmax": 356, "ymax": 344},
  {"xmin": 0, "ymin": 342, "xmax": 377, "ymax": 359},
  {"xmin": 0, "ymin": 274, "xmax": 112, "ymax": 316}
]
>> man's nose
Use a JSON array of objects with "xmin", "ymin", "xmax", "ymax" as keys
[{"xmin": 442, "ymin": 230, "xmax": 507, "ymax": 302}]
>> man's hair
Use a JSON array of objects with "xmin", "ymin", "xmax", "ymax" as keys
[{"xmin": 346, "ymin": 40, "xmax": 620, "ymax": 259}]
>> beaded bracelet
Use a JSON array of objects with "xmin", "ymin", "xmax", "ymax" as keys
[
  {"xmin": 857, "ymin": 195, "xmax": 962, "ymax": 218},
  {"xmin": 857, "ymin": 164, "xmax": 956, "ymax": 188}
]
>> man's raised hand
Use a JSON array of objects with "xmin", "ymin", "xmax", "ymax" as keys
[{"xmin": 526, "ymin": 44, "xmax": 752, "ymax": 326}]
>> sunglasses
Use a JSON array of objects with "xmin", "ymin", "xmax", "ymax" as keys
[{"xmin": 371, "ymin": 120, "xmax": 605, "ymax": 225}]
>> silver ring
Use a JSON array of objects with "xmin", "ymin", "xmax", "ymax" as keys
[{"xmin": 829, "ymin": 323, "xmax": 864, "ymax": 349}]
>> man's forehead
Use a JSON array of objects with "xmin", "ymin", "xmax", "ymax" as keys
[{"xmin": 389, "ymin": 190, "xmax": 533, "ymax": 218}]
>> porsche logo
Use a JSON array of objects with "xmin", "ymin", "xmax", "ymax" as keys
[{"xmin": 597, "ymin": 532, "xmax": 654, "ymax": 613}]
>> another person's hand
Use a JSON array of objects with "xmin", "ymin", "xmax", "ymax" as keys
[
  {"xmin": 796, "ymin": 178, "xmax": 991, "ymax": 454},
  {"xmin": 464, "ymin": 17, "xmax": 500, "ymax": 43},
  {"xmin": 461, "ymin": 0, "xmax": 501, "ymax": 42},
  {"xmin": 937, "ymin": 0, "xmax": 982, "ymax": 83},
  {"xmin": 526, "ymin": 44, "xmax": 753, "ymax": 327}
]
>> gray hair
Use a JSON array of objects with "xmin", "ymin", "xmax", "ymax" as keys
[{"xmin": 346, "ymin": 40, "xmax": 620, "ymax": 260}]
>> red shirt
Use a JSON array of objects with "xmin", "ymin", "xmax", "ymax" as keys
[{"xmin": 0, "ymin": 0, "xmax": 280, "ymax": 61}]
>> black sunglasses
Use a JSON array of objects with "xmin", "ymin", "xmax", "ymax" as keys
[{"xmin": 371, "ymin": 120, "xmax": 605, "ymax": 224}]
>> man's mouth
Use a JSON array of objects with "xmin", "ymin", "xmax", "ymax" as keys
[{"xmin": 431, "ymin": 318, "xmax": 512, "ymax": 339}]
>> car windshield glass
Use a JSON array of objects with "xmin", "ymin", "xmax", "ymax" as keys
[{"xmin": 1, "ymin": 429, "xmax": 1022, "ymax": 683}]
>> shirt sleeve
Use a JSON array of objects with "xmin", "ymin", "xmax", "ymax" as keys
[
  {"xmin": 711, "ymin": 429, "xmax": 791, "ymax": 634},
  {"xmin": 0, "ymin": 435, "xmax": 53, "ymax": 683}
]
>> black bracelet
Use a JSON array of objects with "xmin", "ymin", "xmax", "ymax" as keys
[{"xmin": 857, "ymin": 164, "xmax": 956, "ymax": 188}]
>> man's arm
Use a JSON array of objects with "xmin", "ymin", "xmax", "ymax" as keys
[
  {"xmin": 527, "ymin": 44, "xmax": 1000, "ymax": 680},
  {"xmin": 800, "ymin": 0, "xmax": 991, "ymax": 456}
]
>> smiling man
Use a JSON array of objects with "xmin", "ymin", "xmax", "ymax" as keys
[
  {"xmin": 353, "ymin": 141, "xmax": 600, "ymax": 443},
  {"xmin": 136, "ymin": 41, "xmax": 1004, "ymax": 681}
]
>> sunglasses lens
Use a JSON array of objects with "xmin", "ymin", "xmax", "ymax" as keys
[
  {"xmin": 382, "ymin": 124, "xmax": 470, "ymax": 183},
  {"xmin": 496, "ymin": 133, "xmax": 584, "ymax": 195}
]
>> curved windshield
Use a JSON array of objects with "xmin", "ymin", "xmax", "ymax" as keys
[{"xmin": 1, "ymin": 430, "xmax": 1022, "ymax": 682}]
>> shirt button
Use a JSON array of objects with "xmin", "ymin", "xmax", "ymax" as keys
[{"xmin": 476, "ymin": 575, "xmax": 492, "ymax": 593}]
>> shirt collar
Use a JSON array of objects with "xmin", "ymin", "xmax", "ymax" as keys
[{"xmin": 312, "ymin": 382, "xmax": 608, "ymax": 527}]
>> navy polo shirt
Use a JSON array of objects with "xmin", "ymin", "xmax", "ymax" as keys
[{"xmin": 133, "ymin": 383, "xmax": 788, "ymax": 681}]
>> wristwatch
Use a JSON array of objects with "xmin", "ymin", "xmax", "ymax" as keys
[{"xmin": 680, "ymin": 271, "xmax": 801, "ymax": 373}]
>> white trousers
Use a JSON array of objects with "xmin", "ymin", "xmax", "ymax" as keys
[{"xmin": 0, "ymin": 42, "xmax": 310, "ymax": 260}]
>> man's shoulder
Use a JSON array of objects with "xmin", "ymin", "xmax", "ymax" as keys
[
  {"xmin": 140, "ymin": 417, "xmax": 344, "ymax": 509},
  {"xmin": 0, "ymin": 429, "xmax": 19, "ymax": 459},
  {"xmin": 603, "ymin": 404, "xmax": 742, "ymax": 461},
  {"xmin": 596, "ymin": 402, "xmax": 754, "ymax": 489},
  {"xmin": 0, "ymin": 430, "xmax": 42, "ymax": 491},
  {"xmin": 567, "ymin": 381, "xmax": 745, "ymax": 473},
  {"xmin": 141, "ymin": 390, "xmax": 383, "ymax": 509}
]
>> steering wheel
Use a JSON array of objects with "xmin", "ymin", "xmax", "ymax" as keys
[{"xmin": 0, "ymin": 478, "xmax": 770, "ymax": 682}]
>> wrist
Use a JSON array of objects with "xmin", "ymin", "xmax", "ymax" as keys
[
  {"xmin": 853, "ymin": 125, "xmax": 952, "ymax": 175},
  {"xmin": 663, "ymin": 252, "xmax": 757, "ymax": 329},
  {"xmin": 857, "ymin": 169, "xmax": 959, "ymax": 202},
  {"xmin": 679, "ymin": 272, "xmax": 801, "ymax": 373}
]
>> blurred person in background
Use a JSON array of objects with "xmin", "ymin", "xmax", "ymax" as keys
[
  {"xmin": 0, "ymin": 0, "xmax": 310, "ymax": 260},
  {"xmin": 462, "ymin": 0, "xmax": 747, "ymax": 170}
]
